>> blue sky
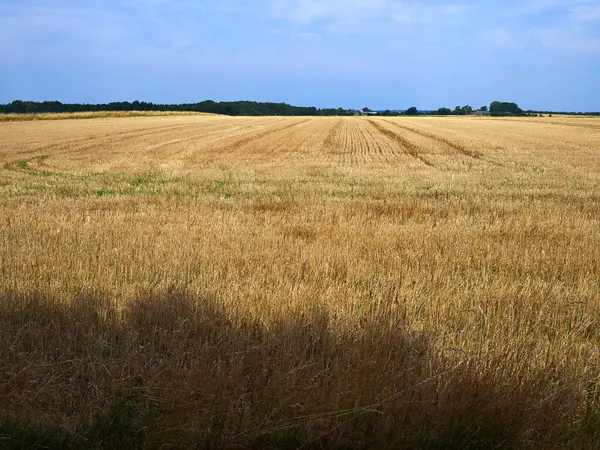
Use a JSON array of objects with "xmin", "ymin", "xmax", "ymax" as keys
[{"xmin": 1, "ymin": 0, "xmax": 599, "ymax": 111}]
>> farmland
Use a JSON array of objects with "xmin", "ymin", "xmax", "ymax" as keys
[{"xmin": 1, "ymin": 115, "xmax": 600, "ymax": 448}]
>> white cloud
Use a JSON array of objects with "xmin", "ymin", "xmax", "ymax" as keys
[
  {"xmin": 499, "ymin": 0, "xmax": 600, "ymax": 19},
  {"xmin": 295, "ymin": 32, "xmax": 321, "ymax": 39},
  {"xmin": 271, "ymin": 0, "xmax": 388, "ymax": 24},
  {"xmin": 270, "ymin": 0, "xmax": 469, "ymax": 28},
  {"xmin": 532, "ymin": 26, "xmax": 600, "ymax": 51},
  {"xmin": 485, "ymin": 28, "xmax": 515, "ymax": 50},
  {"xmin": 570, "ymin": 5, "xmax": 600, "ymax": 21},
  {"xmin": 391, "ymin": 4, "xmax": 469, "ymax": 25}
]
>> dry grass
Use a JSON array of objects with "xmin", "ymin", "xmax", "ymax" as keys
[
  {"xmin": 0, "ymin": 110, "xmax": 216, "ymax": 122},
  {"xmin": 1, "ymin": 115, "xmax": 600, "ymax": 448}
]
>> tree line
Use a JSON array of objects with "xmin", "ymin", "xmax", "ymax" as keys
[
  {"xmin": 384, "ymin": 101, "xmax": 599, "ymax": 117},
  {"xmin": 1, "ymin": 99, "xmax": 598, "ymax": 117},
  {"xmin": 0, "ymin": 100, "xmax": 358, "ymax": 116}
]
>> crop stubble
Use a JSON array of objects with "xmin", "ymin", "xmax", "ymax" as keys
[{"xmin": 1, "ymin": 115, "xmax": 599, "ymax": 447}]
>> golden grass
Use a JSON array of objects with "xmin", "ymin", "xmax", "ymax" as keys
[
  {"xmin": 1, "ymin": 115, "xmax": 600, "ymax": 448},
  {"xmin": 0, "ymin": 110, "xmax": 216, "ymax": 122}
]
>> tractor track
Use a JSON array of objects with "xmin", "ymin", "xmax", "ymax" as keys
[
  {"xmin": 368, "ymin": 120, "xmax": 435, "ymax": 167},
  {"xmin": 383, "ymin": 120, "xmax": 484, "ymax": 160}
]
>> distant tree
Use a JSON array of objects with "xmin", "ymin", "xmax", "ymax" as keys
[
  {"xmin": 362, "ymin": 107, "xmax": 372, "ymax": 113},
  {"xmin": 462, "ymin": 105, "xmax": 473, "ymax": 115},
  {"xmin": 490, "ymin": 101, "xmax": 523, "ymax": 116},
  {"xmin": 405, "ymin": 106, "xmax": 418, "ymax": 115},
  {"xmin": 480, "ymin": 106, "xmax": 488, "ymax": 112},
  {"xmin": 24, "ymin": 102, "xmax": 40, "ymax": 113},
  {"xmin": 453, "ymin": 106, "xmax": 465, "ymax": 115},
  {"xmin": 10, "ymin": 100, "xmax": 27, "ymax": 114},
  {"xmin": 436, "ymin": 107, "xmax": 452, "ymax": 115},
  {"xmin": 0, "ymin": 99, "xmax": 355, "ymax": 117}
]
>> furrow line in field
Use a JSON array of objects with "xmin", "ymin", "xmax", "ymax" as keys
[
  {"xmin": 318, "ymin": 118, "xmax": 343, "ymax": 165},
  {"xmin": 368, "ymin": 120, "xmax": 435, "ymax": 167},
  {"xmin": 3, "ymin": 121, "xmax": 239, "ymax": 174},
  {"xmin": 350, "ymin": 119, "xmax": 365, "ymax": 165},
  {"xmin": 341, "ymin": 119, "xmax": 351, "ymax": 165},
  {"xmin": 33, "ymin": 122, "xmax": 214, "ymax": 157},
  {"xmin": 384, "ymin": 120, "xmax": 484, "ymax": 160},
  {"xmin": 142, "ymin": 123, "xmax": 251, "ymax": 155},
  {"xmin": 242, "ymin": 119, "xmax": 318, "ymax": 163},
  {"xmin": 360, "ymin": 119, "xmax": 395, "ymax": 161},
  {"xmin": 348, "ymin": 119, "xmax": 364, "ymax": 165},
  {"xmin": 1, "ymin": 122, "xmax": 205, "ymax": 169},
  {"xmin": 346, "ymin": 119, "xmax": 354, "ymax": 165},
  {"xmin": 220, "ymin": 118, "xmax": 312, "ymax": 152},
  {"xmin": 323, "ymin": 118, "xmax": 343, "ymax": 150},
  {"xmin": 358, "ymin": 119, "xmax": 372, "ymax": 164},
  {"xmin": 357, "ymin": 120, "xmax": 373, "ymax": 163}
]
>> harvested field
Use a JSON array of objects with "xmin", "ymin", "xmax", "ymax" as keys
[
  {"xmin": 1, "ymin": 115, "xmax": 600, "ymax": 448},
  {"xmin": 0, "ymin": 110, "xmax": 216, "ymax": 122}
]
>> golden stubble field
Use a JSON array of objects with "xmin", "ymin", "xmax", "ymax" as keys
[{"xmin": 1, "ymin": 115, "xmax": 599, "ymax": 448}]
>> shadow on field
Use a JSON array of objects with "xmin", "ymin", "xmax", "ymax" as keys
[{"xmin": 0, "ymin": 290, "xmax": 592, "ymax": 449}]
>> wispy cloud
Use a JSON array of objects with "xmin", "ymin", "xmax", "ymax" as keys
[
  {"xmin": 570, "ymin": 4, "xmax": 600, "ymax": 22},
  {"xmin": 270, "ymin": 0, "xmax": 469, "ymax": 30},
  {"xmin": 270, "ymin": 0, "xmax": 388, "ymax": 25},
  {"xmin": 484, "ymin": 28, "xmax": 516, "ymax": 50},
  {"xmin": 532, "ymin": 26, "xmax": 600, "ymax": 51}
]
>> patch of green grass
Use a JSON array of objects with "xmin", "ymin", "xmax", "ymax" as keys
[
  {"xmin": 38, "ymin": 155, "xmax": 50, "ymax": 161},
  {"xmin": 133, "ymin": 175, "xmax": 181, "ymax": 186},
  {"xmin": 95, "ymin": 190, "xmax": 118, "ymax": 197},
  {"xmin": 25, "ymin": 185, "xmax": 49, "ymax": 192},
  {"xmin": 16, "ymin": 161, "xmax": 28, "ymax": 170},
  {"xmin": 214, "ymin": 179, "xmax": 231, "ymax": 190},
  {"xmin": 224, "ymin": 193, "xmax": 233, "ymax": 199},
  {"xmin": 93, "ymin": 187, "xmax": 161, "ymax": 198}
]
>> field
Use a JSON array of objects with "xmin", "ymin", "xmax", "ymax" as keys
[
  {"xmin": 1, "ymin": 115, "xmax": 599, "ymax": 448},
  {"xmin": 0, "ymin": 110, "xmax": 215, "ymax": 122}
]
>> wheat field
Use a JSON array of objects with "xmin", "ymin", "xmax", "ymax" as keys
[
  {"xmin": 1, "ymin": 115, "xmax": 599, "ymax": 448},
  {"xmin": 0, "ymin": 110, "xmax": 215, "ymax": 122}
]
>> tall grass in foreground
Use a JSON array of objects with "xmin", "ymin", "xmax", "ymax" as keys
[
  {"xmin": 0, "ymin": 111, "xmax": 214, "ymax": 122},
  {"xmin": 1, "ymin": 290, "xmax": 594, "ymax": 448},
  {"xmin": 1, "ymin": 116, "xmax": 599, "ymax": 448}
]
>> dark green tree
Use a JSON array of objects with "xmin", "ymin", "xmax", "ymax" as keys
[
  {"xmin": 405, "ymin": 106, "xmax": 418, "ymax": 115},
  {"xmin": 10, "ymin": 100, "xmax": 27, "ymax": 114},
  {"xmin": 490, "ymin": 101, "xmax": 523, "ymax": 116}
]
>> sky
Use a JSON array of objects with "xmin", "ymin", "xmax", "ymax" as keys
[{"xmin": 1, "ymin": 0, "xmax": 599, "ymax": 111}]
